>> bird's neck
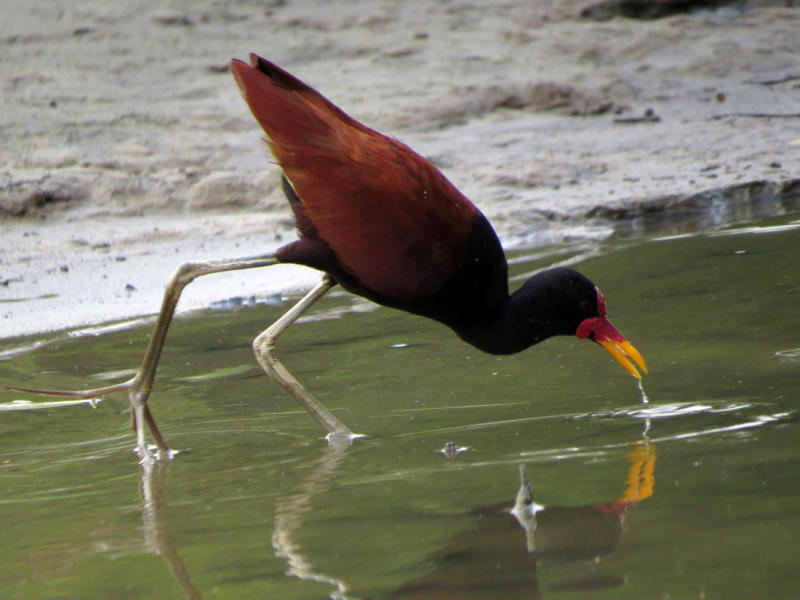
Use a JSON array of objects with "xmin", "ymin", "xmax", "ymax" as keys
[{"xmin": 453, "ymin": 286, "xmax": 555, "ymax": 355}]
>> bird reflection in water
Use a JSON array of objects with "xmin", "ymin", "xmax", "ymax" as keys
[
  {"xmin": 112, "ymin": 433, "xmax": 653, "ymax": 600},
  {"xmin": 138, "ymin": 459, "xmax": 202, "ymax": 600},
  {"xmin": 271, "ymin": 439, "xmax": 355, "ymax": 599},
  {"xmin": 133, "ymin": 439, "xmax": 355, "ymax": 600},
  {"xmin": 391, "ymin": 441, "xmax": 655, "ymax": 599}
]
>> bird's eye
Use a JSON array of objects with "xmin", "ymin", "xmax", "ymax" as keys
[{"xmin": 580, "ymin": 300, "xmax": 594, "ymax": 314}]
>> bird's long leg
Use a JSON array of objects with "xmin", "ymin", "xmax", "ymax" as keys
[
  {"xmin": 253, "ymin": 274, "xmax": 356, "ymax": 441},
  {"xmin": 2, "ymin": 253, "xmax": 279, "ymax": 460}
]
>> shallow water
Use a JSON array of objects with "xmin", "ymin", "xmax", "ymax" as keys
[{"xmin": 1, "ymin": 212, "xmax": 800, "ymax": 599}]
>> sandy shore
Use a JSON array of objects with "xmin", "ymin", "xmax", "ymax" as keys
[{"xmin": 2, "ymin": 0, "xmax": 799, "ymax": 339}]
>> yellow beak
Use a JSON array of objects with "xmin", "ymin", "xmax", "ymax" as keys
[{"xmin": 598, "ymin": 339, "xmax": 648, "ymax": 379}]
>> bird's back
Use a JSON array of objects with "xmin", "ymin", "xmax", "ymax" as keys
[{"xmin": 231, "ymin": 55, "xmax": 495, "ymax": 304}]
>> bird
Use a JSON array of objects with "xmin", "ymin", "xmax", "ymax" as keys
[{"xmin": 1, "ymin": 54, "xmax": 646, "ymax": 459}]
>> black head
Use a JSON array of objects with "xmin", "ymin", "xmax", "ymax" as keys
[
  {"xmin": 461, "ymin": 266, "xmax": 601, "ymax": 355},
  {"xmin": 515, "ymin": 267, "xmax": 601, "ymax": 338},
  {"xmin": 515, "ymin": 266, "xmax": 647, "ymax": 378},
  {"xmin": 452, "ymin": 266, "xmax": 646, "ymax": 379}
]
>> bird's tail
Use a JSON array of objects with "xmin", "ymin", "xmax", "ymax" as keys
[{"xmin": 230, "ymin": 54, "xmax": 368, "ymax": 162}]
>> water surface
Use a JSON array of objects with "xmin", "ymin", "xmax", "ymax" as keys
[{"xmin": 1, "ymin": 213, "xmax": 799, "ymax": 599}]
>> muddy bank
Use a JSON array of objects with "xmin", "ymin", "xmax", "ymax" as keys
[{"xmin": 2, "ymin": 0, "xmax": 799, "ymax": 339}]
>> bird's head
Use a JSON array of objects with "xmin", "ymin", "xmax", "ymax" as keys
[
  {"xmin": 522, "ymin": 268, "xmax": 647, "ymax": 379},
  {"xmin": 576, "ymin": 286, "xmax": 646, "ymax": 379}
]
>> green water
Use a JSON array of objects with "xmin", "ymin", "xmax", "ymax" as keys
[{"xmin": 1, "ymin": 213, "xmax": 799, "ymax": 599}]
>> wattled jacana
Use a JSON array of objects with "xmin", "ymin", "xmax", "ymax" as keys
[{"xmin": 1, "ymin": 55, "xmax": 646, "ymax": 459}]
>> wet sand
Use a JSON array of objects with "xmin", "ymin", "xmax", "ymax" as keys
[{"xmin": 2, "ymin": 0, "xmax": 799, "ymax": 338}]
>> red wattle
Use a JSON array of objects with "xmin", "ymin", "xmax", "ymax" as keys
[
  {"xmin": 576, "ymin": 318, "xmax": 599, "ymax": 339},
  {"xmin": 576, "ymin": 288, "xmax": 618, "ymax": 340},
  {"xmin": 576, "ymin": 316, "xmax": 626, "ymax": 343}
]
